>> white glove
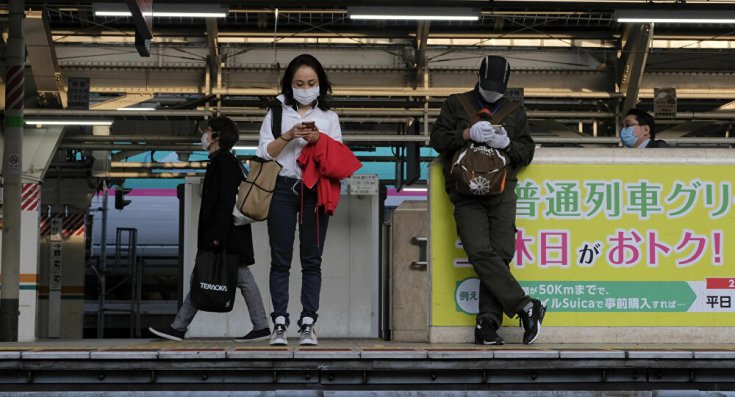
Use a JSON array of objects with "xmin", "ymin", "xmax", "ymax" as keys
[
  {"xmin": 486, "ymin": 132, "xmax": 510, "ymax": 149},
  {"xmin": 469, "ymin": 121, "xmax": 496, "ymax": 143},
  {"xmin": 496, "ymin": 126, "xmax": 508, "ymax": 136}
]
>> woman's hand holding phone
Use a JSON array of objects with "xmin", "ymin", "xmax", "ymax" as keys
[{"xmin": 295, "ymin": 121, "xmax": 319, "ymax": 143}]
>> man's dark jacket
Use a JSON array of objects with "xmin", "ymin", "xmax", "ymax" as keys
[
  {"xmin": 430, "ymin": 89, "xmax": 535, "ymax": 195},
  {"xmin": 647, "ymin": 139, "xmax": 668, "ymax": 148},
  {"xmin": 198, "ymin": 148, "xmax": 255, "ymax": 265}
]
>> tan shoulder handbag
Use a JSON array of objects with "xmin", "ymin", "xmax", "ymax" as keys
[{"xmin": 235, "ymin": 157, "xmax": 282, "ymax": 222}]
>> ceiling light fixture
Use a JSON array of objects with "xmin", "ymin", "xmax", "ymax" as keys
[
  {"xmin": 348, "ymin": 6, "xmax": 479, "ymax": 21},
  {"xmin": 93, "ymin": 3, "xmax": 227, "ymax": 18},
  {"xmin": 25, "ymin": 120, "xmax": 114, "ymax": 126},
  {"xmin": 615, "ymin": 10, "xmax": 735, "ymax": 23},
  {"xmin": 116, "ymin": 107, "xmax": 156, "ymax": 111}
]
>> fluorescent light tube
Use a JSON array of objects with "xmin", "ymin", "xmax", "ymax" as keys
[
  {"xmin": 615, "ymin": 10, "xmax": 735, "ymax": 24},
  {"xmin": 95, "ymin": 11, "xmax": 226, "ymax": 18},
  {"xmin": 25, "ymin": 120, "xmax": 113, "ymax": 126},
  {"xmin": 93, "ymin": 3, "xmax": 227, "ymax": 18},
  {"xmin": 351, "ymin": 15, "xmax": 478, "ymax": 21},
  {"xmin": 349, "ymin": 6, "xmax": 478, "ymax": 21},
  {"xmin": 233, "ymin": 146, "xmax": 258, "ymax": 151},
  {"xmin": 618, "ymin": 17, "xmax": 735, "ymax": 23}
]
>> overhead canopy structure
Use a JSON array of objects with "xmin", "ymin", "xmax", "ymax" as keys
[{"xmin": 1, "ymin": 0, "xmax": 734, "ymax": 170}]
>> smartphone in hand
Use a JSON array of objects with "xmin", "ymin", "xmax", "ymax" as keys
[{"xmin": 302, "ymin": 121, "xmax": 316, "ymax": 130}]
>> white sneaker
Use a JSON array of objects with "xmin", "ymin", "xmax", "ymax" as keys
[
  {"xmin": 299, "ymin": 317, "xmax": 318, "ymax": 346},
  {"xmin": 269, "ymin": 316, "xmax": 288, "ymax": 346}
]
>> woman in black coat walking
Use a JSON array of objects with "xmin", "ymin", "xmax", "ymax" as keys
[{"xmin": 149, "ymin": 116, "xmax": 269, "ymax": 341}]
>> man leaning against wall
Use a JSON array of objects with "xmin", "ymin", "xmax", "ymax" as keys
[{"xmin": 430, "ymin": 55, "xmax": 546, "ymax": 345}]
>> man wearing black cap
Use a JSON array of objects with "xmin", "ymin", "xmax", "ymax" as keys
[
  {"xmin": 621, "ymin": 108, "xmax": 669, "ymax": 148},
  {"xmin": 430, "ymin": 55, "xmax": 545, "ymax": 345}
]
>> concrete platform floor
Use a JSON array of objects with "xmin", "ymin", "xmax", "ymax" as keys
[
  {"xmin": 1, "ymin": 339, "xmax": 735, "ymax": 359},
  {"xmin": 3, "ymin": 339, "xmax": 735, "ymax": 392}
]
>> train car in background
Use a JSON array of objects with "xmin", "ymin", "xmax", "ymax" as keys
[
  {"xmin": 90, "ymin": 188, "xmax": 180, "ymax": 259},
  {"xmin": 89, "ymin": 145, "xmax": 434, "ymax": 259},
  {"xmin": 89, "ymin": 185, "xmax": 427, "ymax": 258}
]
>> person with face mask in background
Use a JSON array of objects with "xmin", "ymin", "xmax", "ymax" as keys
[
  {"xmin": 431, "ymin": 55, "xmax": 545, "ymax": 345},
  {"xmin": 621, "ymin": 108, "xmax": 669, "ymax": 148},
  {"xmin": 149, "ymin": 116, "xmax": 270, "ymax": 342},
  {"xmin": 256, "ymin": 54, "xmax": 344, "ymax": 346}
]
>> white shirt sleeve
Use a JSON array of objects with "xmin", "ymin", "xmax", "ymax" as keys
[
  {"xmin": 328, "ymin": 110, "xmax": 343, "ymax": 143},
  {"xmin": 256, "ymin": 109, "xmax": 275, "ymax": 160}
]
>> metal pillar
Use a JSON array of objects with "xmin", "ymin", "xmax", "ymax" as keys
[
  {"xmin": 620, "ymin": 23, "xmax": 654, "ymax": 112},
  {"xmin": 112, "ymin": 228, "xmax": 139, "ymax": 338},
  {"xmin": 96, "ymin": 188, "xmax": 108, "ymax": 338},
  {"xmin": 1, "ymin": 0, "xmax": 25, "ymax": 342},
  {"xmin": 414, "ymin": 21, "xmax": 431, "ymax": 136}
]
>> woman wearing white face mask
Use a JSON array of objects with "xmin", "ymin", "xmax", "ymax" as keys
[
  {"xmin": 255, "ymin": 54, "xmax": 343, "ymax": 346},
  {"xmin": 149, "ymin": 117, "xmax": 270, "ymax": 342}
]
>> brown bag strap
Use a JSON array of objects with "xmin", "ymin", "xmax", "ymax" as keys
[
  {"xmin": 456, "ymin": 93, "xmax": 519, "ymax": 125},
  {"xmin": 488, "ymin": 99, "xmax": 519, "ymax": 124},
  {"xmin": 456, "ymin": 93, "xmax": 481, "ymax": 124}
]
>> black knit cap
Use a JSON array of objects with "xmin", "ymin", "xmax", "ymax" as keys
[
  {"xmin": 626, "ymin": 108, "xmax": 656, "ymax": 139},
  {"xmin": 478, "ymin": 55, "xmax": 511, "ymax": 94}
]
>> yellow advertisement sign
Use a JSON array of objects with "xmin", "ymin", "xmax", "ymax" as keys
[{"xmin": 431, "ymin": 162, "xmax": 735, "ymax": 326}]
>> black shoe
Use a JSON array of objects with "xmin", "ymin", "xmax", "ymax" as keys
[
  {"xmin": 148, "ymin": 326, "xmax": 185, "ymax": 342},
  {"xmin": 235, "ymin": 327, "xmax": 270, "ymax": 342},
  {"xmin": 518, "ymin": 298, "xmax": 546, "ymax": 345},
  {"xmin": 474, "ymin": 318, "xmax": 504, "ymax": 345}
]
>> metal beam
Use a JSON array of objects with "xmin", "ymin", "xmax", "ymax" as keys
[
  {"xmin": 620, "ymin": 23, "xmax": 653, "ymax": 112},
  {"xmin": 717, "ymin": 100, "xmax": 735, "ymax": 111},
  {"xmin": 53, "ymin": 136, "xmax": 735, "ymax": 152},
  {"xmin": 24, "ymin": 10, "xmax": 66, "ymax": 108},
  {"xmin": 90, "ymin": 93, "xmax": 154, "ymax": 110},
  {"xmin": 23, "ymin": 109, "xmax": 209, "ymax": 118},
  {"xmin": 111, "ymin": 161, "xmax": 208, "ymax": 169},
  {"xmin": 414, "ymin": 21, "xmax": 430, "ymax": 89},
  {"xmin": 0, "ymin": 33, "xmax": 6, "ymax": 109},
  {"xmin": 205, "ymin": 18, "xmax": 221, "ymax": 103},
  {"xmin": 211, "ymin": 87, "xmax": 625, "ymax": 98}
]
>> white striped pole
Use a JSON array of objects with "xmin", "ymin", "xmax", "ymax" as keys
[
  {"xmin": 18, "ymin": 180, "xmax": 40, "ymax": 341},
  {"xmin": 1, "ymin": 0, "xmax": 25, "ymax": 341}
]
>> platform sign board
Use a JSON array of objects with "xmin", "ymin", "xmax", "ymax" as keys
[
  {"xmin": 505, "ymin": 87, "xmax": 524, "ymax": 108},
  {"xmin": 350, "ymin": 174, "xmax": 379, "ymax": 195},
  {"xmin": 67, "ymin": 77, "xmax": 90, "ymax": 110},
  {"xmin": 654, "ymin": 87, "xmax": 677, "ymax": 119},
  {"xmin": 431, "ymin": 162, "xmax": 735, "ymax": 327}
]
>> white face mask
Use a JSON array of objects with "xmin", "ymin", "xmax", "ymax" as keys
[
  {"xmin": 478, "ymin": 85, "xmax": 504, "ymax": 103},
  {"xmin": 200, "ymin": 132, "xmax": 211, "ymax": 151},
  {"xmin": 292, "ymin": 86, "xmax": 320, "ymax": 105}
]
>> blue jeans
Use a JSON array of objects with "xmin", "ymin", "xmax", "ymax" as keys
[{"xmin": 267, "ymin": 177, "xmax": 329, "ymax": 326}]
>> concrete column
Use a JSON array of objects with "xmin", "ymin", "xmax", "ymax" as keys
[
  {"xmin": 18, "ymin": 178, "xmax": 41, "ymax": 341},
  {"xmin": 38, "ymin": 179, "xmax": 95, "ymax": 339},
  {"xmin": 1, "ymin": 0, "xmax": 25, "ymax": 342}
]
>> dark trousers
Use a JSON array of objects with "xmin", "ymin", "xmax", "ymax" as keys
[
  {"xmin": 267, "ymin": 177, "xmax": 329, "ymax": 325},
  {"xmin": 452, "ymin": 185, "xmax": 530, "ymax": 327}
]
